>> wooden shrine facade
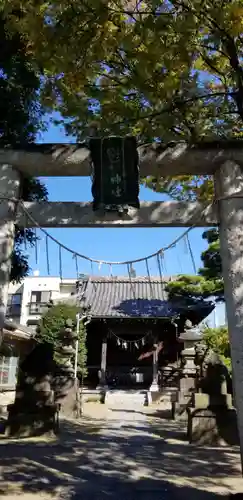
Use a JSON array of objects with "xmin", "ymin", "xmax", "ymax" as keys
[{"xmin": 76, "ymin": 276, "xmax": 213, "ymax": 389}]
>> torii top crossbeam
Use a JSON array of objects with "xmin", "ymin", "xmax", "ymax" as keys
[{"xmin": 1, "ymin": 139, "xmax": 243, "ymax": 177}]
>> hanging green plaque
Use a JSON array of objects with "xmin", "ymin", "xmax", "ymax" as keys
[{"xmin": 89, "ymin": 136, "xmax": 139, "ymax": 212}]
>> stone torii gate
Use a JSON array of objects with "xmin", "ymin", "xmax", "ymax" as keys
[{"xmin": 1, "ymin": 139, "xmax": 243, "ymax": 460}]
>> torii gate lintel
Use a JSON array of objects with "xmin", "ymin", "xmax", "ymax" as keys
[{"xmin": 2, "ymin": 139, "xmax": 243, "ymax": 177}]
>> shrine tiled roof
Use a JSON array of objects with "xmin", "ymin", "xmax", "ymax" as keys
[{"xmin": 76, "ymin": 276, "xmax": 213, "ymax": 320}]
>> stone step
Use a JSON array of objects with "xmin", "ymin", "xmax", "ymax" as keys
[
  {"xmin": 106, "ymin": 390, "xmax": 146, "ymax": 407},
  {"xmin": 107, "ymin": 398, "xmax": 145, "ymax": 404}
]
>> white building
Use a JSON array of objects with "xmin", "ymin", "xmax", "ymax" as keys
[
  {"xmin": 1, "ymin": 275, "xmax": 77, "ymax": 392},
  {"xmin": 7, "ymin": 276, "xmax": 77, "ymax": 329}
]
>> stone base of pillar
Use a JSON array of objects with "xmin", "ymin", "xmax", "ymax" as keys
[
  {"xmin": 150, "ymin": 380, "xmax": 160, "ymax": 392},
  {"xmin": 146, "ymin": 387, "xmax": 161, "ymax": 406},
  {"xmin": 146, "ymin": 391, "xmax": 152, "ymax": 406},
  {"xmin": 148, "ymin": 378, "xmax": 160, "ymax": 406}
]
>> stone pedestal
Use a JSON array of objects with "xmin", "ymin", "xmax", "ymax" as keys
[
  {"xmin": 187, "ymin": 392, "xmax": 238, "ymax": 446},
  {"xmin": 184, "ymin": 339, "xmax": 238, "ymax": 445},
  {"xmin": 6, "ymin": 374, "xmax": 58, "ymax": 437},
  {"xmin": 6, "ymin": 403, "xmax": 59, "ymax": 438},
  {"xmin": 5, "ymin": 343, "xmax": 59, "ymax": 438}
]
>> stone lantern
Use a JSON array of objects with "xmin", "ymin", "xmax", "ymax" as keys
[
  {"xmin": 171, "ymin": 320, "xmax": 202, "ymax": 419},
  {"xmin": 178, "ymin": 319, "xmax": 202, "ymax": 377},
  {"xmin": 57, "ymin": 319, "xmax": 77, "ymax": 371}
]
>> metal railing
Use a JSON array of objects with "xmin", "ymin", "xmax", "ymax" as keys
[{"xmin": 28, "ymin": 302, "xmax": 49, "ymax": 315}]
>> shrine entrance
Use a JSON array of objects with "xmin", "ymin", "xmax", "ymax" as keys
[
  {"xmin": 78, "ymin": 275, "xmax": 213, "ymax": 391},
  {"xmin": 1, "ymin": 139, "xmax": 243, "ymax": 460},
  {"xmin": 85, "ymin": 317, "xmax": 178, "ymax": 391}
]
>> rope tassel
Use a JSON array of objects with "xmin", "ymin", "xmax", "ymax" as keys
[
  {"xmin": 73, "ymin": 253, "xmax": 79, "ymax": 278},
  {"xmin": 59, "ymin": 246, "xmax": 63, "ymax": 281},
  {"xmin": 34, "ymin": 228, "xmax": 38, "ymax": 265},
  {"xmin": 24, "ymin": 212, "xmax": 28, "ymax": 250},
  {"xmin": 127, "ymin": 263, "xmax": 136, "ymax": 299},
  {"xmin": 45, "ymin": 235, "xmax": 50, "ymax": 275},
  {"xmin": 145, "ymin": 258, "xmax": 153, "ymax": 297},
  {"xmin": 186, "ymin": 233, "xmax": 197, "ymax": 273},
  {"xmin": 160, "ymin": 250, "xmax": 167, "ymax": 275},
  {"xmin": 157, "ymin": 252, "xmax": 165, "ymax": 300}
]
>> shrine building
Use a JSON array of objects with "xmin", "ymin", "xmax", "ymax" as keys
[{"xmin": 75, "ymin": 276, "xmax": 214, "ymax": 390}]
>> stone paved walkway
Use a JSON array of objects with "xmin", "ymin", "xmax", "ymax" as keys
[{"xmin": 0, "ymin": 403, "xmax": 243, "ymax": 499}]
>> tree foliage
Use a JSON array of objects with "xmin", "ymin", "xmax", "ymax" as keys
[
  {"xmin": 2, "ymin": 0, "xmax": 243, "ymax": 140},
  {"xmin": 0, "ymin": 13, "xmax": 47, "ymax": 282},
  {"xmin": 166, "ymin": 273, "xmax": 222, "ymax": 304},
  {"xmin": 3, "ymin": 0, "xmax": 243, "ymax": 140},
  {"xmin": 202, "ymin": 325, "xmax": 231, "ymax": 371},
  {"xmin": 77, "ymin": 320, "xmax": 88, "ymax": 380},
  {"xmin": 143, "ymin": 175, "xmax": 215, "ymax": 204},
  {"xmin": 36, "ymin": 303, "xmax": 87, "ymax": 376},
  {"xmin": 166, "ymin": 228, "xmax": 223, "ymax": 303},
  {"xmin": 199, "ymin": 228, "xmax": 222, "ymax": 282},
  {"xmin": 3, "ymin": 1, "xmax": 243, "ymax": 200}
]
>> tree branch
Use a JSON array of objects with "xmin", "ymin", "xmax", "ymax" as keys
[
  {"xmin": 113, "ymin": 91, "xmax": 237, "ymax": 127},
  {"xmin": 223, "ymin": 37, "xmax": 243, "ymax": 120}
]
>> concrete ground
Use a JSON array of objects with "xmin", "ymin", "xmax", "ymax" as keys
[{"xmin": 0, "ymin": 402, "xmax": 243, "ymax": 499}]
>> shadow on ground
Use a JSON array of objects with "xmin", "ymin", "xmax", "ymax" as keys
[
  {"xmin": 0, "ymin": 415, "xmax": 242, "ymax": 499},
  {"xmin": 110, "ymin": 407, "xmax": 173, "ymax": 420}
]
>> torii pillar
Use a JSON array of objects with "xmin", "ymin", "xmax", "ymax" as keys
[
  {"xmin": 215, "ymin": 160, "xmax": 243, "ymax": 467},
  {"xmin": 0, "ymin": 164, "xmax": 21, "ymax": 335}
]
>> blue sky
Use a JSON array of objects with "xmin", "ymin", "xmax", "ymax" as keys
[
  {"xmin": 26, "ymin": 117, "xmax": 226, "ymax": 326},
  {"xmin": 26, "ymin": 118, "xmax": 210, "ymax": 279},
  {"xmin": 25, "ymin": 119, "xmax": 211, "ymax": 278}
]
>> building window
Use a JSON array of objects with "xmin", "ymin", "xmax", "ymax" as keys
[
  {"xmin": 0, "ymin": 356, "xmax": 18, "ymax": 387},
  {"xmin": 29, "ymin": 291, "xmax": 52, "ymax": 315},
  {"xmin": 30, "ymin": 291, "xmax": 41, "ymax": 304},
  {"xmin": 6, "ymin": 294, "xmax": 22, "ymax": 317}
]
